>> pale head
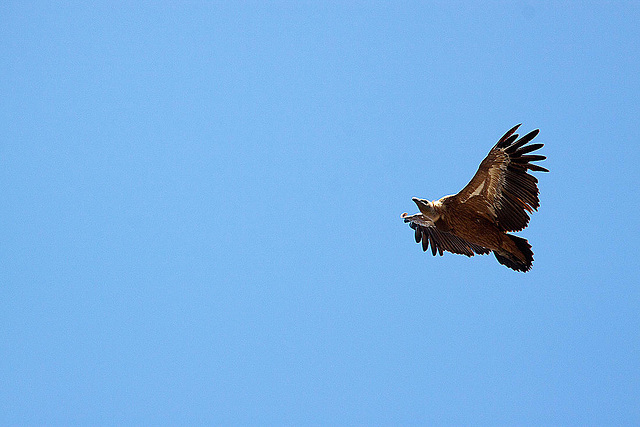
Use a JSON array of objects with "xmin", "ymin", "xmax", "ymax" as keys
[{"xmin": 412, "ymin": 197, "xmax": 440, "ymax": 221}]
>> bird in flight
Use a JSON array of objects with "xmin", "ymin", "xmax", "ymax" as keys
[{"xmin": 401, "ymin": 124, "xmax": 548, "ymax": 272}]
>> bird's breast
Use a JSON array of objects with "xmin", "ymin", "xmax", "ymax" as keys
[{"xmin": 434, "ymin": 217, "xmax": 453, "ymax": 233}]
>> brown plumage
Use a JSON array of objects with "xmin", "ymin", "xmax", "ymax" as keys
[{"xmin": 401, "ymin": 124, "xmax": 548, "ymax": 272}]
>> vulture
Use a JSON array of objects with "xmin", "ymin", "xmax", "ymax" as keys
[{"xmin": 401, "ymin": 124, "xmax": 548, "ymax": 272}]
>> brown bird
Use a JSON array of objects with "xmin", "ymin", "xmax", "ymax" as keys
[{"xmin": 401, "ymin": 124, "xmax": 548, "ymax": 272}]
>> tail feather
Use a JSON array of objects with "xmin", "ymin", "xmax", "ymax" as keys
[{"xmin": 494, "ymin": 235, "xmax": 534, "ymax": 272}]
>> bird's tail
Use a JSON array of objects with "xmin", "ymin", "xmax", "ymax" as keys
[{"xmin": 494, "ymin": 235, "xmax": 534, "ymax": 272}]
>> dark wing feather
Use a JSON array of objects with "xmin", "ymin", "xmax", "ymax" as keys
[
  {"xmin": 404, "ymin": 214, "xmax": 490, "ymax": 257},
  {"xmin": 455, "ymin": 125, "xmax": 548, "ymax": 232}
]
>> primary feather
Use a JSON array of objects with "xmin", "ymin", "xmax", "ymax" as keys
[{"xmin": 402, "ymin": 125, "xmax": 548, "ymax": 272}]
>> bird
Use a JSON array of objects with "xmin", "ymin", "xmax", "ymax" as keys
[{"xmin": 401, "ymin": 124, "xmax": 548, "ymax": 272}]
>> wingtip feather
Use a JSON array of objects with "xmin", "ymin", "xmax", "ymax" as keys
[{"xmin": 497, "ymin": 123, "xmax": 522, "ymax": 147}]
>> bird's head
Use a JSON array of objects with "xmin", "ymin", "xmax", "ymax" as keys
[{"xmin": 412, "ymin": 197, "xmax": 439, "ymax": 220}]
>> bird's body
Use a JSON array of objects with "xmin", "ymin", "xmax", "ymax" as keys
[{"xmin": 402, "ymin": 124, "xmax": 548, "ymax": 272}]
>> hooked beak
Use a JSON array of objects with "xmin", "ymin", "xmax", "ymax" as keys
[{"xmin": 412, "ymin": 197, "xmax": 429, "ymax": 209}]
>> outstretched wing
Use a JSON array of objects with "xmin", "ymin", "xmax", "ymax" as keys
[
  {"xmin": 455, "ymin": 124, "xmax": 549, "ymax": 232},
  {"xmin": 402, "ymin": 213, "xmax": 490, "ymax": 257}
]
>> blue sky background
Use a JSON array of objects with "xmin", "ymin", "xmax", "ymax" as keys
[{"xmin": 2, "ymin": 2, "xmax": 639, "ymax": 425}]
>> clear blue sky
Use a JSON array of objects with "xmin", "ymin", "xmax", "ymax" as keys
[{"xmin": 2, "ymin": 2, "xmax": 639, "ymax": 425}]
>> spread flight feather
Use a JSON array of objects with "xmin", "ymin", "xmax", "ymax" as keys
[{"xmin": 401, "ymin": 124, "xmax": 548, "ymax": 272}]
